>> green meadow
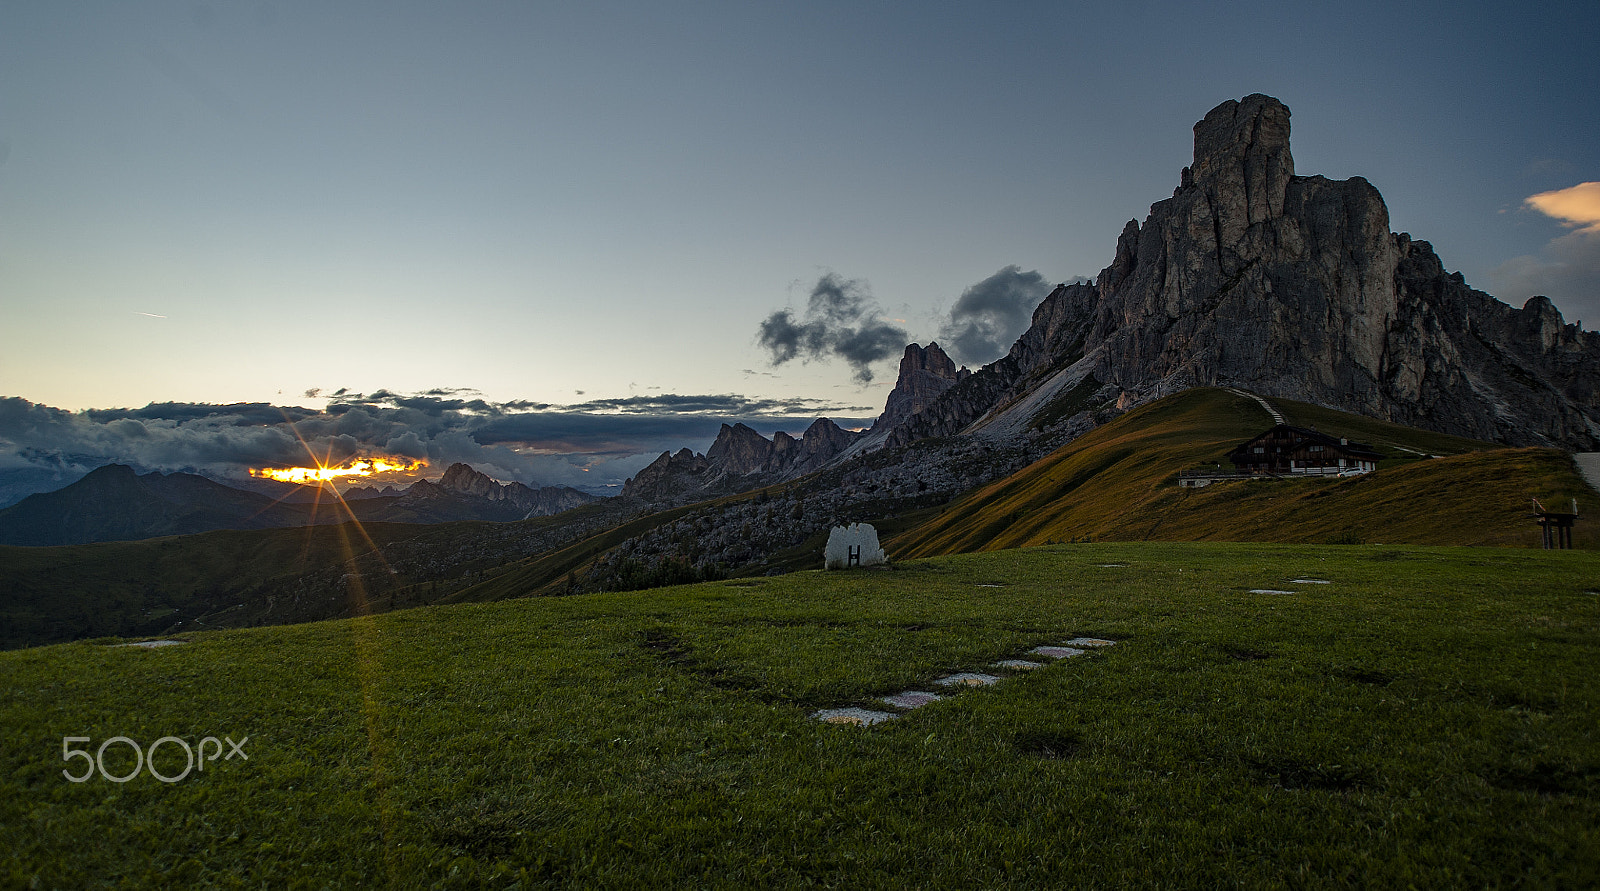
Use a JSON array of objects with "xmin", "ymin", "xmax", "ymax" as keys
[{"xmin": 3, "ymin": 542, "xmax": 1597, "ymax": 887}]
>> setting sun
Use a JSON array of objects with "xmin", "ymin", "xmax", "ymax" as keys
[{"xmin": 249, "ymin": 456, "xmax": 426, "ymax": 485}]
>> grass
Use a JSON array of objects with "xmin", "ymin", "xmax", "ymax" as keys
[
  {"xmin": 890, "ymin": 388, "xmax": 1598, "ymax": 557},
  {"xmin": 3, "ymin": 541, "xmax": 1597, "ymax": 887}
]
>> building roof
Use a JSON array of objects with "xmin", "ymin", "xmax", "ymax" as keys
[{"xmin": 1225, "ymin": 425, "xmax": 1385, "ymax": 463}]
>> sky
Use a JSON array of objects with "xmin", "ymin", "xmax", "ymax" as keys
[{"xmin": 2, "ymin": 1, "xmax": 1598, "ymax": 495}]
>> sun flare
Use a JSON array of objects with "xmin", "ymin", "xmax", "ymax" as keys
[{"xmin": 250, "ymin": 456, "xmax": 426, "ymax": 485}]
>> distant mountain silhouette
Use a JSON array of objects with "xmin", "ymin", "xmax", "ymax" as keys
[
  {"xmin": 0, "ymin": 464, "xmax": 301, "ymax": 546},
  {"xmin": 0, "ymin": 463, "xmax": 601, "ymax": 546}
]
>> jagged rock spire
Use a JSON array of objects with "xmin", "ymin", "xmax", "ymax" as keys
[
  {"xmin": 873, "ymin": 342, "xmax": 966, "ymax": 432},
  {"xmin": 1188, "ymin": 94, "xmax": 1295, "ymax": 241}
]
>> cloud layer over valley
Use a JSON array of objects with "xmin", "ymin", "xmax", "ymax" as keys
[{"xmin": 0, "ymin": 390, "xmax": 875, "ymax": 504}]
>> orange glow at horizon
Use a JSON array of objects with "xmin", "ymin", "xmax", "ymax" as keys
[{"xmin": 250, "ymin": 456, "xmax": 427, "ymax": 485}]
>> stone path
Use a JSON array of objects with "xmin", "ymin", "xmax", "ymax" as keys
[
  {"xmin": 881, "ymin": 691, "xmax": 943, "ymax": 709},
  {"xmin": 814, "ymin": 707, "xmax": 898, "ymax": 726},
  {"xmin": 1250, "ymin": 577, "xmax": 1335, "ymax": 596},
  {"xmin": 117, "ymin": 640, "xmax": 187, "ymax": 648},
  {"xmin": 811, "ymin": 637, "xmax": 1118, "ymax": 726},
  {"xmin": 934, "ymin": 672, "xmax": 1002, "ymax": 687}
]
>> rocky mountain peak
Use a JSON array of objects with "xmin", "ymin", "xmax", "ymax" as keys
[
  {"xmin": 1179, "ymin": 93, "xmax": 1298, "ymax": 259},
  {"xmin": 705, "ymin": 423, "xmax": 774, "ymax": 476},
  {"xmin": 901, "ymin": 341, "xmax": 957, "ymax": 379},
  {"xmin": 873, "ymin": 93, "xmax": 1600, "ymax": 451},
  {"xmin": 621, "ymin": 418, "xmax": 868, "ymax": 504},
  {"xmin": 438, "ymin": 462, "xmax": 498, "ymax": 499},
  {"xmin": 874, "ymin": 342, "xmax": 966, "ymax": 432},
  {"xmin": 420, "ymin": 462, "xmax": 598, "ymax": 516}
]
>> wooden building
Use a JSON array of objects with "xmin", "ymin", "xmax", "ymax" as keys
[{"xmin": 1225, "ymin": 425, "xmax": 1383, "ymax": 476}]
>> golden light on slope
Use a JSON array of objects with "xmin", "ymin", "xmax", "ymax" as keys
[{"xmin": 250, "ymin": 456, "xmax": 427, "ymax": 485}]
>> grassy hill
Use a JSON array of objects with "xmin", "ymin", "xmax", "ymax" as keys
[
  {"xmin": 890, "ymin": 388, "xmax": 1598, "ymax": 557},
  {"xmin": 2, "ymin": 542, "xmax": 1596, "ymax": 886}
]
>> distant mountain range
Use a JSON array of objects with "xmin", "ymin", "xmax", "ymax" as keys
[{"xmin": 0, "ymin": 462, "xmax": 598, "ymax": 546}]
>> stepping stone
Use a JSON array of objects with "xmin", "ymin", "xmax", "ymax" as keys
[
  {"xmin": 1065, "ymin": 638, "xmax": 1116, "ymax": 647},
  {"xmin": 813, "ymin": 708, "xmax": 897, "ymax": 726},
  {"xmin": 1290, "ymin": 579, "xmax": 1331, "ymax": 584},
  {"xmin": 1097, "ymin": 563, "xmax": 1127, "ymax": 568},
  {"xmin": 933, "ymin": 673, "xmax": 1002, "ymax": 687},
  {"xmin": 994, "ymin": 659, "xmax": 1044, "ymax": 670},
  {"xmin": 1249, "ymin": 589, "xmax": 1297, "ymax": 595},
  {"xmin": 976, "ymin": 584, "xmax": 1006, "ymax": 588},
  {"xmin": 1029, "ymin": 646, "xmax": 1086, "ymax": 659},
  {"xmin": 117, "ymin": 640, "xmax": 187, "ymax": 648},
  {"xmin": 881, "ymin": 691, "xmax": 943, "ymax": 709}
]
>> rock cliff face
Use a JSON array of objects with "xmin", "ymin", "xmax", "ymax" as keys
[{"xmin": 884, "ymin": 94, "xmax": 1600, "ymax": 449}]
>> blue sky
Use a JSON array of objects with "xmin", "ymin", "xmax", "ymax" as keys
[{"xmin": 2, "ymin": 1, "xmax": 1597, "ymax": 491}]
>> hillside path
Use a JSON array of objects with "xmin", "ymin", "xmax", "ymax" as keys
[
  {"xmin": 1572, "ymin": 453, "xmax": 1600, "ymax": 493},
  {"xmin": 1226, "ymin": 388, "xmax": 1285, "ymax": 425}
]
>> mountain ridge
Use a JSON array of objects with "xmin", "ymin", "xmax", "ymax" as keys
[
  {"xmin": 0, "ymin": 462, "xmax": 599, "ymax": 546},
  {"xmin": 620, "ymin": 417, "xmax": 867, "ymax": 504}
]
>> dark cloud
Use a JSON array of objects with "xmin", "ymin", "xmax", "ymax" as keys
[
  {"xmin": 565, "ymin": 393, "xmax": 855, "ymax": 415},
  {"xmin": 83, "ymin": 402, "xmax": 314, "ymax": 426},
  {"xmin": 936, "ymin": 266, "xmax": 1055, "ymax": 366},
  {"xmin": 0, "ymin": 390, "xmax": 875, "ymax": 501},
  {"xmin": 757, "ymin": 273, "xmax": 910, "ymax": 383},
  {"xmin": 472, "ymin": 394, "xmax": 871, "ymax": 455}
]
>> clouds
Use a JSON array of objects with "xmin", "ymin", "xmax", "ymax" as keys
[
  {"xmin": 936, "ymin": 266, "xmax": 1053, "ymax": 366},
  {"xmin": 1490, "ymin": 182, "xmax": 1600, "ymax": 325},
  {"xmin": 757, "ymin": 273, "xmax": 909, "ymax": 384},
  {"xmin": 1524, "ymin": 182, "xmax": 1600, "ymax": 233},
  {"xmin": 0, "ymin": 390, "xmax": 875, "ymax": 500}
]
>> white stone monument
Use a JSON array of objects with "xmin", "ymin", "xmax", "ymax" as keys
[{"xmin": 824, "ymin": 523, "xmax": 887, "ymax": 569}]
